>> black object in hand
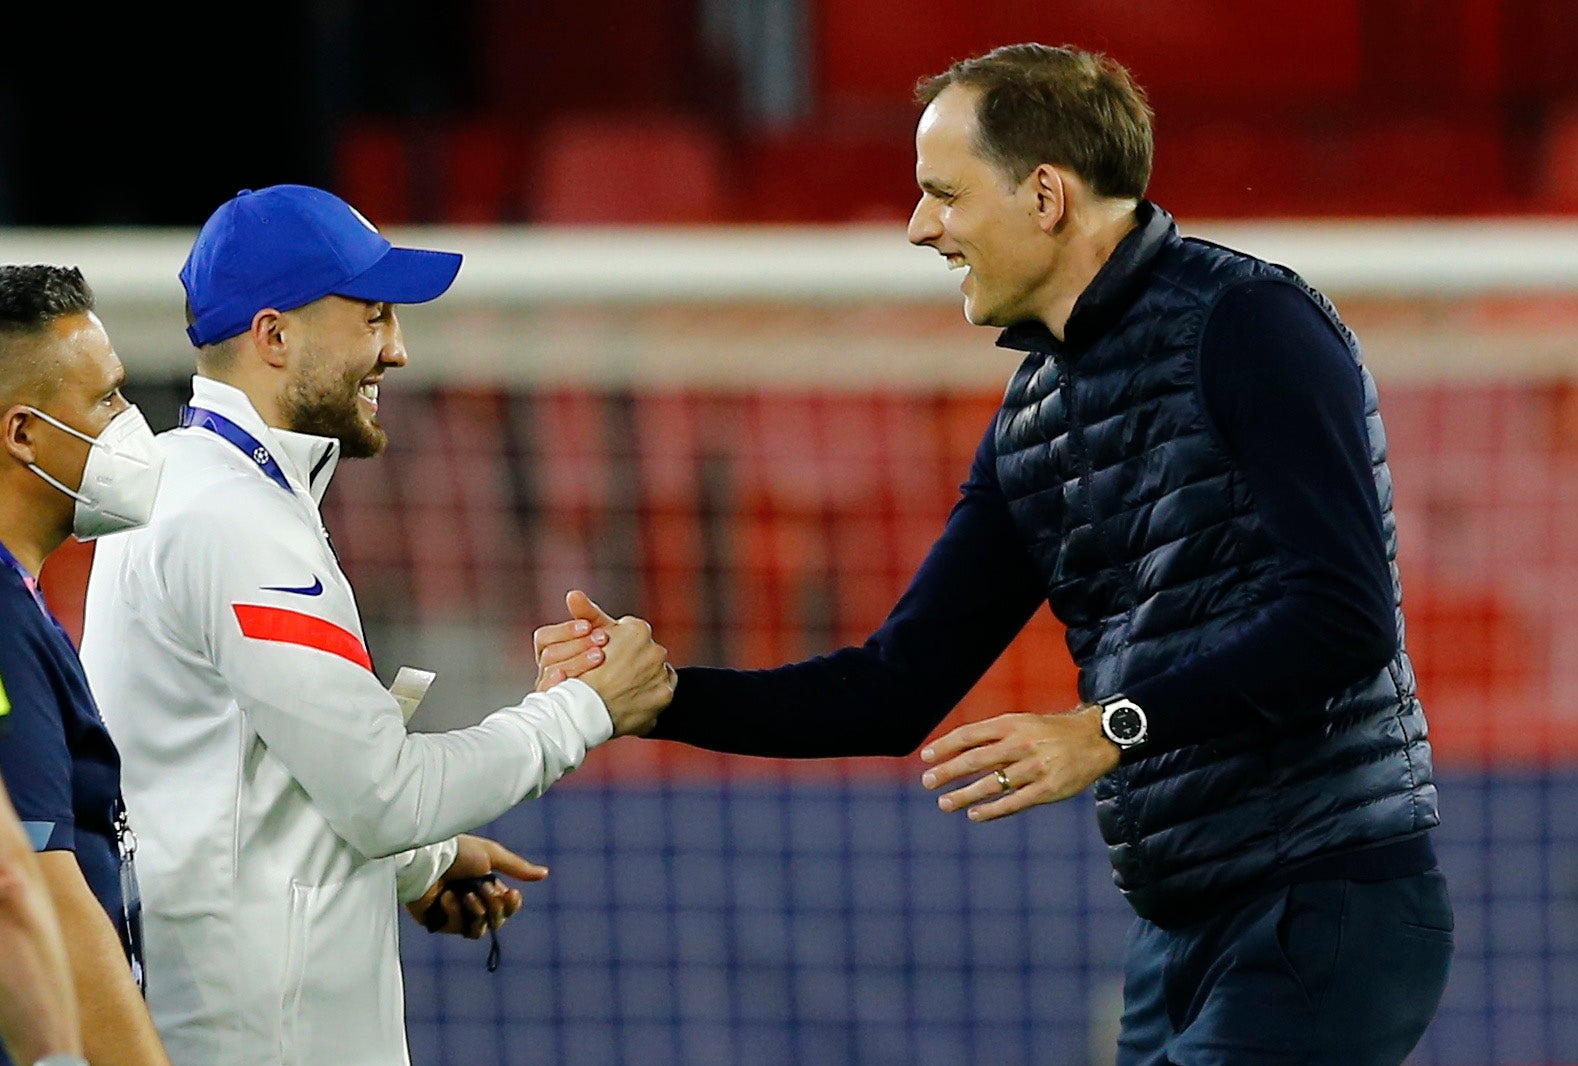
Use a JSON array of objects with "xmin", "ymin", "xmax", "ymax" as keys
[
  {"xmin": 422, "ymin": 873, "xmax": 503, "ymax": 972},
  {"xmin": 421, "ymin": 873, "xmax": 500, "ymax": 932}
]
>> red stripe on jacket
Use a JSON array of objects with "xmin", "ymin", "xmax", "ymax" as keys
[{"xmin": 232, "ymin": 604, "xmax": 373, "ymax": 671}]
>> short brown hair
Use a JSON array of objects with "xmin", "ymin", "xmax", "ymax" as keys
[{"xmin": 916, "ymin": 43, "xmax": 1154, "ymax": 199}]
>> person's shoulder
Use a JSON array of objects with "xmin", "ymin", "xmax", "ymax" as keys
[
  {"xmin": 0, "ymin": 579, "xmax": 52, "ymax": 668},
  {"xmin": 1206, "ymin": 276, "xmax": 1342, "ymax": 339},
  {"xmin": 153, "ymin": 467, "xmax": 325, "ymax": 585},
  {"xmin": 159, "ymin": 426, "xmax": 264, "ymax": 486},
  {"xmin": 1198, "ymin": 277, "xmax": 1360, "ymax": 400},
  {"xmin": 0, "ymin": 572, "xmax": 38, "ymax": 626},
  {"xmin": 1150, "ymin": 236, "xmax": 1295, "ymax": 311},
  {"xmin": 154, "ymin": 432, "xmax": 297, "ymax": 528},
  {"xmin": 1172, "ymin": 232, "xmax": 1279, "ymax": 271}
]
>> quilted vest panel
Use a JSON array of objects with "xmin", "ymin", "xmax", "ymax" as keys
[{"xmin": 994, "ymin": 223, "xmax": 1437, "ymax": 924}]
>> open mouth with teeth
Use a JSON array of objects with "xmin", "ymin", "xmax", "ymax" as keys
[
  {"xmin": 358, "ymin": 382, "xmax": 380, "ymax": 413},
  {"xmin": 945, "ymin": 255, "xmax": 968, "ymax": 270}
]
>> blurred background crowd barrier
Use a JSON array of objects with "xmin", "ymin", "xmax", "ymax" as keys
[{"xmin": 4, "ymin": 2, "xmax": 1578, "ymax": 1064}]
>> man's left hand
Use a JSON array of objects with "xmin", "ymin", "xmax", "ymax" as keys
[
  {"xmin": 919, "ymin": 706, "xmax": 1120, "ymax": 823},
  {"xmin": 405, "ymin": 834, "xmax": 547, "ymax": 939}
]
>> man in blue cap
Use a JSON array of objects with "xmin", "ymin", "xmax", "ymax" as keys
[{"xmin": 79, "ymin": 186, "xmax": 676, "ymax": 1066}]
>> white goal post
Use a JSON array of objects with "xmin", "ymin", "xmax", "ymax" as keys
[{"xmin": 4, "ymin": 220, "xmax": 1577, "ymax": 387}]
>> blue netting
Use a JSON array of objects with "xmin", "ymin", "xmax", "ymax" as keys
[{"xmin": 401, "ymin": 770, "xmax": 1577, "ymax": 1066}]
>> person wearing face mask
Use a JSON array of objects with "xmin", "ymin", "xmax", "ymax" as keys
[
  {"xmin": 0, "ymin": 264, "xmax": 170, "ymax": 1066},
  {"xmin": 77, "ymin": 185, "xmax": 675, "ymax": 1066}
]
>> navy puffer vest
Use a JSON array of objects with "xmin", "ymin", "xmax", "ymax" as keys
[{"xmin": 994, "ymin": 203, "xmax": 1437, "ymax": 925}]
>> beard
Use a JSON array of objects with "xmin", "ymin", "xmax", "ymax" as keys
[{"xmin": 281, "ymin": 351, "xmax": 387, "ymax": 459}]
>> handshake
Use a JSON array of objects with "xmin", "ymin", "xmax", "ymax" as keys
[{"xmin": 531, "ymin": 590, "xmax": 675, "ymax": 736}]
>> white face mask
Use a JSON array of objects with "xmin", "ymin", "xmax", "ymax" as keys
[{"xmin": 25, "ymin": 405, "xmax": 166, "ymax": 540}]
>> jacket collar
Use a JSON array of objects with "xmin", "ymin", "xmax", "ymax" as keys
[
  {"xmin": 996, "ymin": 200, "xmax": 1178, "ymax": 356},
  {"xmin": 186, "ymin": 376, "xmax": 341, "ymax": 505}
]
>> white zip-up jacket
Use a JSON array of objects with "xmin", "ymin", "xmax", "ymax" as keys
[{"xmin": 80, "ymin": 377, "xmax": 613, "ymax": 1066}]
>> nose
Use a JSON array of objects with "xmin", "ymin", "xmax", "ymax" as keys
[
  {"xmin": 380, "ymin": 311, "xmax": 408, "ymax": 368},
  {"xmin": 907, "ymin": 195, "xmax": 941, "ymax": 247}
]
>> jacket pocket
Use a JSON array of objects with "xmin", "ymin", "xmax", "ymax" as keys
[{"xmin": 280, "ymin": 861, "xmax": 404, "ymax": 1065}]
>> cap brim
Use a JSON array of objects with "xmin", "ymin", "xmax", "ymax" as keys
[{"xmin": 335, "ymin": 245, "xmax": 462, "ymax": 305}]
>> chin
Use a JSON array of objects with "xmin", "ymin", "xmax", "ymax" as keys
[
  {"xmin": 337, "ymin": 420, "xmax": 388, "ymax": 459},
  {"xmin": 964, "ymin": 301, "xmax": 1004, "ymax": 328},
  {"xmin": 342, "ymin": 434, "xmax": 387, "ymax": 460}
]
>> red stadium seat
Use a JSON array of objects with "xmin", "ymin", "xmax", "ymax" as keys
[
  {"xmin": 742, "ymin": 122, "xmax": 918, "ymax": 224},
  {"xmin": 532, "ymin": 114, "xmax": 730, "ymax": 224},
  {"xmin": 1536, "ymin": 106, "xmax": 1578, "ymax": 210},
  {"xmin": 336, "ymin": 123, "xmax": 414, "ymax": 225}
]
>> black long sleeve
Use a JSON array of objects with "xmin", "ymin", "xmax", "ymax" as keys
[
  {"xmin": 647, "ymin": 426, "xmax": 1047, "ymax": 757},
  {"xmin": 1121, "ymin": 279, "xmax": 1398, "ymax": 755},
  {"xmin": 650, "ymin": 280, "xmax": 1397, "ymax": 761}
]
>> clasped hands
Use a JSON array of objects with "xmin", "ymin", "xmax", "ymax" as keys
[
  {"xmin": 531, "ymin": 594, "xmax": 1120, "ymax": 824},
  {"xmin": 532, "ymin": 589, "xmax": 676, "ymax": 737},
  {"xmin": 410, "ymin": 591, "xmax": 676, "ymax": 941}
]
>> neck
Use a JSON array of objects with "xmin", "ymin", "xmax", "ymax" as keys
[
  {"xmin": 198, "ymin": 369, "xmax": 288, "ymax": 431},
  {"xmin": 0, "ymin": 484, "xmax": 68, "ymax": 576},
  {"xmin": 1036, "ymin": 199, "xmax": 1140, "ymax": 341}
]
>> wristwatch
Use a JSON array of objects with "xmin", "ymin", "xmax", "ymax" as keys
[{"xmin": 1098, "ymin": 695, "xmax": 1148, "ymax": 750}]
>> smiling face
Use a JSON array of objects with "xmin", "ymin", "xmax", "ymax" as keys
[
  {"xmin": 280, "ymin": 295, "xmax": 406, "ymax": 458},
  {"xmin": 906, "ymin": 84, "xmax": 1063, "ymax": 328}
]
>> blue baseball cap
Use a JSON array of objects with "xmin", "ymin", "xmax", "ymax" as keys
[{"xmin": 180, "ymin": 184, "xmax": 463, "ymax": 347}]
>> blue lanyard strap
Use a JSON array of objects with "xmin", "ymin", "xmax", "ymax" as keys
[{"xmin": 179, "ymin": 406, "xmax": 294, "ymax": 495}]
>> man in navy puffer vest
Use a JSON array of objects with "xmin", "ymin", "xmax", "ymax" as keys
[{"xmin": 537, "ymin": 42, "xmax": 1452, "ymax": 1065}]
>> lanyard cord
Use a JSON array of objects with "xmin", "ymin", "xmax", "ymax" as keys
[{"xmin": 179, "ymin": 406, "xmax": 294, "ymax": 495}]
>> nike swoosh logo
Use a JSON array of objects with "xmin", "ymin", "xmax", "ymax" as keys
[{"xmin": 261, "ymin": 577, "xmax": 324, "ymax": 597}]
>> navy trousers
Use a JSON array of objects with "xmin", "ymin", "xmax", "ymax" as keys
[{"xmin": 1116, "ymin": 869, "xmax": 1453, "ymax": 1066}]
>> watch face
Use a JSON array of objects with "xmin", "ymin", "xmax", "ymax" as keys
[
  {"xmin": 1107, "ymin": 705, "xmax": 1143, "ymax": 741},
  {"xmin": 1103, "ymin": 700, "xmax": 1147, "ymax": 746}
]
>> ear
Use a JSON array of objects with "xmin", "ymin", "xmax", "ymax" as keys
[
  {"xmin": 1030, "ymin": 164, "xmax": 1066, "ymax": 233},
  {"xmin": 1, "ymin": 404, "xmax": 39, "ymax": 465},
  {"xmin": 248, "ymin": 308, "xmax": 290, "ymax": 370}
]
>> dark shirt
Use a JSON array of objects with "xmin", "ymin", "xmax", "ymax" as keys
[
  {"xmin": 0, "ymin": 541, "xmax": 129, "ymax": 949},
  {"xmin": 650, "ymin": 279, "xmax": 1396, "ymax": 760}
]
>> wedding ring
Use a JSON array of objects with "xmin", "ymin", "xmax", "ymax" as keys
[{"xmin": 994, "ymin": 769, "xmax": 1013, "ymax": 793}]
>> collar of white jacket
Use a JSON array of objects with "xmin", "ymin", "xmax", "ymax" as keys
[{"xmin": 185, "ymin": 375, "xmax": 342, "ymax": 504}]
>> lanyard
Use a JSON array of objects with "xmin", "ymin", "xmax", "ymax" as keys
[
  {"xmin": 179, "ymin": 406, "xmax": 341, "ymax": 562},
  {"xmin": 179, "ymin": 405, "xmax": 293, "ymax": 495},
  {"xmin": 114, "ymin": 799, "xmax": 147, "ymax": 992}
]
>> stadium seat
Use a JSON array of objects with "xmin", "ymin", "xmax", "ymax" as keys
[
  {"xmin": 741, "ymin": 123, "xmax": 917, "ymax": 224},
  {"xmin": 1536, "ymin": 106, "xmax": 1578, "ymax": 210},
  {"xmin": 533, "ymin": 114, "xmax": 730, "ymax": 224},
  {"xmin": 336, "ymin": 122, "xmax": 415, "ymax": 225}
]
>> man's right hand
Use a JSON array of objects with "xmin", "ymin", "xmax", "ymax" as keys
[{"xmin": 533, "ymin": 591, "xmax": 675, "ymax": 736}]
